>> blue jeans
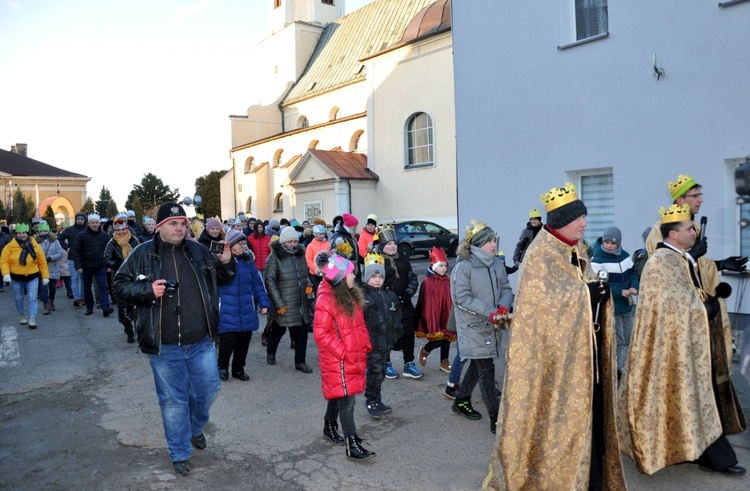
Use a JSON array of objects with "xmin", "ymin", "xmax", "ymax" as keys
[
  {"xmin": 149, "ymin": 336, "xmax": 221, "ymax": 462},
  {"xmin": 82, "ymin": 266, "xmax": 110, "ymax": 311},
  {"xmin": 12, "ymin": 278, "xmax": 38, "ymax": 317},
  {"xmin": 448, "ymin": 342, "xmax": 464, "ymax": 385},
  {"xmin": 69, "ymin": 260, "xmax": 82, "ymax": 299}
]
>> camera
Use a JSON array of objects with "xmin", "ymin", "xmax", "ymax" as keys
[
  {"xmin": 164, "ymin": 280, "xmax": 178, "ymax": 298},
  {"xmin": 209, "ymin": 240, "xmax": 225, "ymax": 254}
]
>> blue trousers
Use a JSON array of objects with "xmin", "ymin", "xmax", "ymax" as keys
[
  {"xmin": 81, "ymin": 266, "xmax": 110, "ymax": 311},
  {"xmin": 149, "ymin": 336, "xmax": 221, "ymax": 462}
]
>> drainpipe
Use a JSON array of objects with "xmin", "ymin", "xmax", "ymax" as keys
[
  {"xmin": 277, "ymin": 82, "xmax": 295, "ymax": 134},
  {"xmin": 347, "ymin": 179, "xmax": 352, "ymax": 213}
]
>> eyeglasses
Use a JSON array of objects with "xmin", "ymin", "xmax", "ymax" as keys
[{"xmin": 684, "ymin": 193, "xmax": 703, "ymax": 199}]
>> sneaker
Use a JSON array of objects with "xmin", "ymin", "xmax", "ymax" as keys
[
  {"xmin": 403, "ymin": 361, "xmax": 423, "ymax": 379},
  {"xmin": 440, "ymin": 359, "xmax": 451, "ymax": 373},
  {"xmin": 375, "ymin": 400, "xmax": 392, "ymax": 414},
  {"xmin": 385, "ymin": 362, "xmax": 399, "ymax": 379},
  {"xmin": 452, "ymin": 398, "xmax": 482, "ymax": 420},
  {"xmin": 444, "ymin": 382, "xmax": 459, "ymax": 400},
  {"xmin": 28, "ymin": 316, "xmax": 37, "ymax": 329},
  {"xmin": 173, "ymin": 460, "xmax": 191, "ymax": 474},
  {"xmin": 366, "ymin": 401, "xmax": 381, "ymax": 419},
  {"xmin": 418, "ymin": 345, "xmax": 428, "ymax": 366},
  {"xmin": 19, "ymin": 314, "xmax": 28, "ymax": 325}
]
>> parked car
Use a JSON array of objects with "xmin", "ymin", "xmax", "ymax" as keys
[{"xmin": 391, "ymin": 221, "xmax": 459, "ymax": 258}]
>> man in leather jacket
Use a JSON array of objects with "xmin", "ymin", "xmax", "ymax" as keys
[{"xmin": 112, "ymin": 202, "xmax": 234, "ymax": 476}]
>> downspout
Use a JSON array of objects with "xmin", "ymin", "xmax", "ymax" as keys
[
  {"xmin": 277, "ymin": 82, "xmax": 295, "ymax": 134},
  {"xmin": 347, "ymin": 179, "xmax": 352, "ymax": 213}
]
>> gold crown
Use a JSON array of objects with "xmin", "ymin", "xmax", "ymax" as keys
[
  {"xmin": 659, "ymin": 204, "xmax": 692, "ymax": 224},
  {"xmin": 668, "ymin": 174, "xmax": 698, "ymax": 201},
  {"xmin": 541, "ymin": 182, "xmax": 578, "ymax": 212},
  {"xmin": 364, "ymin": 252, "xmax": 384, "ymax": 269},
  {"xmin": 464, "ymin": 219, "xmax": 488, "ymax": 243}
]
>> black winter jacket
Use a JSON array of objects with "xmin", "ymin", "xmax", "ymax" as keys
[
  {"xmin": 111, "ymin": 235, "xmax": 235, "ymax": 354},
  {"xmin": 380, "ymin": 251, "xmax": 418, "ymax": 319},
  {"xmin": 361, "ymin": 283, "xmax": 403, "ymax": 352},
  {"xmin": 264, "ymin": 240, "xmax": 312, "ymax": 327},
  {"xmin": 513, "ymin": 221, "xmax": 542, "ymax": 264},
  {"xmin": 58, "ymin": 212, "xmax": 87, "ymax": 258},
  {"xmin": 103, "ymin": 234, "xmax": 140, "ymax": 271},
  {"xmin": 74, "ymin": 227, "xmax": 110, "ymax": 270}
]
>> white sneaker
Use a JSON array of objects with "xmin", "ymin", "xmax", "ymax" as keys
[
  {"xmin": 20, "ymin": 314, "xmax": 27, "ymax": 325},
  {"xmin": 28, "ymin": 316, "xmax": 37, "ymax": 329}
]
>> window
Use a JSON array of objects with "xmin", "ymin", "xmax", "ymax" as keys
[
  {"xmin": 322, "ymin": 0, "xmax": 334, "ymax": 5},
  {"xmin": 329, "ymin": 106, "xmax": 340, "ymax": 121},
  {"xmin": 350, "ymin": 130, "xmax": 365, "ymax": 152},
  {"xmin": 274, "ymin": 149, "xmax": 284, "ymax": 167},
  {"xmin": 309, "ymin": 139, "xmax": 319, "ymax": 149},
  {"xmin": 245, "ymin": 197, "xmax": 252, "ymax": 215},
  {"xmin": 578, "ymin": 171, "xmax": 613, "ymax": 245},
  {"xmin": 575, "ymin": 0, "xmax": 608, "ymax": 41},
  {"xmin": 405, "ymin": 112, "xmax": 434, "ymax": 168},
  {"xmin": 244, "ymin": 157, "xmax": 255, "ymax": 173},
  {"xmin": 273, "ymin": 193, "xmax": 284, "ymax": 213},
  {"xmin": 274, "ymin": 0, "xmax": 282, "ymax": 9},
  {"xmin": 298, "ymin": 116, "xmax": 309, "ymax": 128}
]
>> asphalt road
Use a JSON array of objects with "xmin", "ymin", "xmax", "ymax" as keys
[{"xmin": 1, "ymin": 259, "xmax": 749, "ymax": 490}]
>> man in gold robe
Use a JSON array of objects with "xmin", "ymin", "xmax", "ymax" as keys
[
  {"xmin": 619, "ymin": 204, "xmax": 746, "ymax": 476},
  {"xmin": 485, "ymin": 183, "xmax": 626, "ymax": 491}
]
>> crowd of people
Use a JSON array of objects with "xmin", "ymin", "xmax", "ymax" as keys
[{"xmin": 1, "ymin": 172, "xmax": 747, "ymax": 487}]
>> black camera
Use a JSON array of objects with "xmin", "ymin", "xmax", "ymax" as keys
[
  {"xmin": 209, "ymin": 240, "xmax": 224, "ymax": 254},
  {"xmin": 164, "ymin": 280, "xmax": 178, "ymax": 298}
]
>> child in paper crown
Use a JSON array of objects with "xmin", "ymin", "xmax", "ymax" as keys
[
  {"xmin": 313, "ymin": 250, "xmax": 375, "ymax": 461},
  {"xmin": 415, "ymin": 247, "xmax": 455, "ymax": 372},
  {"xmin": 361, "ymin": 252, "xmax": 402, "ymax": 419}
]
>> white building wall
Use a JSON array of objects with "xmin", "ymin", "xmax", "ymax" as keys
[{"xmin": 452, "ymin": 0, "xmax": 750, "ymax": 305}]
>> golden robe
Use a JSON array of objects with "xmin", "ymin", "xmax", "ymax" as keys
[
  {"xmin": 484, "ymin": 228, "xmax": 626, "ymax": 491},
  {"xmin": 617, "ymin": 246, "xmax": 746, "ymax": 474}
]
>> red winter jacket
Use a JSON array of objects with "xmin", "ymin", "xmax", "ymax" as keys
[
  {"xmin": 313, "ymin": 280, "xmax": 371, "ymax": 400},
  {"xmin": 248, "ymin": 233, "xmax": 271, "ymax": 271}
]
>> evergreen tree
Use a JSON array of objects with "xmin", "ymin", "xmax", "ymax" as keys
[
  {"xmin": 194, "ymin": 170, "xmax": 223, "ymax": 219},
  {"xmin": 0, "ymin": 199, "xmax": 5, "ymax": 220},
  {"xmin": 132, "ymin": 195, "xmax": 144, "ymax": 221},
  {"xmin": 106, "ymin": 199, "xmax": 119, "ymax": 219},
  {"xmin": 95, "ymin": 186, "xmax": 113, "ymax": 217},
  {"xmin": 81, "ymin": 197, "xmax": 95, "ymax": 214},
  {"xmin": 43, "ymin": 205, "xmax": 56, "ymax": 230},
  {"xmin": 10, "ymin": 189, "xmax": 35, "ymax": 225},
  {"xmin": 125, "ymin": 173, "xmax": 179, "ymax": 210}
]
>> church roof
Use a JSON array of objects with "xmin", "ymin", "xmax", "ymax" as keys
[
  {"xmin": 0, "ymin": 148, "xmax": 88, "ymax": 178},
  {"xmin": 283, "ymin": 0, "xmax": 439, "ymax": 106},
  {"xmin": 398, "ymin": 0, "xmax": 451, "ymax": 46},
  {"xmin": 308, "ymin": 149, "xmax": 378, "ymax": 180}
]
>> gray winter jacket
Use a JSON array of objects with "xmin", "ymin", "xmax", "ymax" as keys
[
  {"xmin": 39, "ymin": 235, "xmax": 64, "ymax": 280},
  {"xmin": 264, "ymin": 240, "xmax": 313, "ymax": 327},
  {"xmin": 451, "ymin": 243, "xmax": 513, "ymax": 360}
]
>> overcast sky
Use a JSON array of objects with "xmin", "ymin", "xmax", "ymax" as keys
[{"xmin": 0, "ymin": 0, "xmax": 373, "ymax": 211}]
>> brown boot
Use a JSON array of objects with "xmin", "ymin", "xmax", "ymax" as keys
[
  {"xmin": 49, "ymin": 300, "xmax": 56, "ymax": 311},
  {"xmin": 43, "ymin": 302, "xmax": 51, "ymax": 315}
]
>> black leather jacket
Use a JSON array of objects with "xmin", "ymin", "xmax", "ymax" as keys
[{"xmin": 111, "ymin": 235, "xmax": 234, "ymax": 354}]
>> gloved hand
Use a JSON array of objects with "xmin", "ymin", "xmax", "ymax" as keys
[
  {"xmin": 704, "ymin": 299, "xmax": 720, "ymax": 320},
  {"xmin": 3, "ymin": 274, "xmax": 10, "ymax": 285},
  {"xmin": 587, "ymin": 281, "xmax": 611, "ymax": 303},
  {"xmin": 716, "ymin": 255, "xmax": 748, "ymax": 272},
  {"xmin": 489, "ymin": 305, "xmax": 509, "ymax": 324},
  {"xmin": 304, "ymin": 286, "xmax": 313, "ymax": 295},
  {"xmin": 276, "ymin": 306, "xmax": 287, "ymax": 315},
  {"xmin": 688, "ymin": 236, "xmax": 708, "ymax": 260},
  {"xmin": 42, "ymin": 278, "xmax": 49, "ymax": 286}
]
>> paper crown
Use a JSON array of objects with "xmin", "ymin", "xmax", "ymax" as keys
[
  {"xmin": 378, "ymin": 226, "xmax": 397, "ymax": 245},
  {"xmin": 529, "ymin": 208, "xmax": 542, "ymax": 219},
  {"xmin": 659, "ymin": 204, "xmax": 692, "ymax": 224},
  {"xmin": 364, "ymin": 252, "xmax": 384, "ymax": 269},
  {"xmin": 87, "ymin": 213, "xmax": 101, "ymax": 221},
  {"xmin": 15, "ymin": 223, "xmax": 30, "ymax": 233},
  {"xmin": 429, "ymin": 246, "xmax": 448, "ymax": 265},
  {"xmin": 668, "ymin": 174, "xmax": 698, "ymax": 201},
  {"xmin": 464, "ymin": 219, "xmax": 488, "ymax": 243},
  {"xmin": 541, "ymin": 182, "xmax": 579, "ymax": 212}
]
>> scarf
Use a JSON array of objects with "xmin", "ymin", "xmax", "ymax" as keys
[
  {"xmin": 115, "ymin": 231, "xmax": 133, "ymax": 258},
  {"xmin": 16, "ymin": 237, "xmax": 37, "ymax": 266}
]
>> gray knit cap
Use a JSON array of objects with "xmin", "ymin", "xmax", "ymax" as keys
[{"xmin": 546, "ymin": 200, "xmax": 588, "ymax": 229}]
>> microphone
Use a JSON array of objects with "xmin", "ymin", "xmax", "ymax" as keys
[
  {"xmin": 698, "ymin": 216, "xmax": 707, "ymax": 242},
  {"xmin": 594, "ymin": 270, "xmax": 609, "ymax": 331}
]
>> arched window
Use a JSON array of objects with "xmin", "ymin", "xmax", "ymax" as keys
[
  {"xmin": 244, "ymin": 156, "xmax": 255, "ymax": 173},
  {"xmin": 309, "ymin": 139, "xmax": 319, "ymax": 149},
  {"xmin": 298, "ymin": 116, "xmax": 309, "ymax": 128},
  {"xmin": 329, "ymin": 106, "xmax": 340, "ymax": 121},
  {"xmin": 273, "ymin": 193, "xmax": 284, "ymax": 213},
  {"xmin": 245, "ymin": 196, "xmax": 253, "ymax": 215},
  {"xmin": 274, "ymin": 149, "xmax": 284, "ymax": 167},
  {"xmin": 350, "ymin": 130, "xmax": 365, "ymax": 152},
  {"xmin": 405, "ymin": 112, "xmax": 434, "ymax": 168}
]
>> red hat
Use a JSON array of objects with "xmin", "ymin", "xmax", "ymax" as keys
[
  {"xmin": 342, "ymin": 213, "xmax": 358, "ymax": 228},
  {"xmin": 429, "ymin": 246, "xmax": 448, "ymax": 265}
]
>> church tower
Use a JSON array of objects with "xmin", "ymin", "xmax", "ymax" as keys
[{"xmin": 271, "ymin": 0, "xmax": 345, "ymax": 34}]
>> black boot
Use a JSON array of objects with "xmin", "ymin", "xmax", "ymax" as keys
[
  {"xmin": 123, "ymin": 323, "xmax": 135, "ymax": 344},
  {"xmin": 323, "ymin": 419, "xmax": 344, "ymax": 444},
  {"xmin": 452, "ymin": 397, "xmax": 482, "ymax": 420},
  {"xmin": 345, "ymin": 434, "xmax": 375, "ymax": 461}
]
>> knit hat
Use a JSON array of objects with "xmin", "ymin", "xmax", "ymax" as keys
[
  {"xmin": 237, "ymin": 212, "xmax": 246, "ymax": 222},
  {"xmin": 313, "ymin": 218, "xmax": 326, "ymax": 226},
  {"xmin": 363, "ymin": 253, "xmax": 385, "ymax": 283},
  {"xmin": 206, "ymin": 218, "xmax": 222, "ymax": 230},
  {"xmin": 155, "ymin": 202, "xmax": 188, "ymax": 229},
  {"xmin": 126, "ymin": 210, "xmax": 136, "ymax": 218},
  {"xmin": 290, "ymin": 218, "xmax": 300, "ymax": 228},
  {"xmin": 87, "ymin": 213, "xmax": 101, "ymax": 222},
  {"xmin": 143, "ymin": 216, "xmax": 154, "ymax": 224},
  {"xmin": 279, "ymin": 226, "xmax": 299, "ymax": 244},
  {"xmin": 541, "ymin": 183, "xmax": 587, "ymax": 230},
  {"xmin": 342, "ymin": 213, "xmax": 358, "ymax": 228},
  {"xmin": 465, "ymin": 220, "xmax": 496, "ymax": 248},
  {"xmin": 225, "ymin": 229, "xmax": 247, "ymax": 247},
  {"xmin": 37, "ymin": 221, "xmax": 50, "ymax": 232},
  {"xmin": 529, "ymin": 208, "xmax": 542, "ymax": 219},
  {"xmin": 366, "ymin": 214, "xmax": 378, "ymax": 225},
  {"xmin": 15, "ymin": 224, "xmax": 30, "ymax": 233},
  {"xmin": 378, "ymin": 226, "xmax": 397, "ymax": 245},
  {"xmin": 601, "ymin": 226, "xmax": 622, "ymax": 245},
  {"xmin": 269, "ymin": 219, "xmax": 280, "ymax": 229},
  {"xmin": 312, "ymin": 224, "xmax": 326, "ymax": 235},
  {"xmin": 641, "ymin": 226, "xmax": 651, "ymax": 245},
  {"xmin": 316, "ymin": 250, "xmax": 355, "ymax": 285}
]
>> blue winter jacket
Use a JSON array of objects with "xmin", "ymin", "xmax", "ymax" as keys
[
  {"xmin": 218, "ymin": 253, "xmax": 271, "ymax": 333},
  {"xmin": 591, "ymin": 238, "xmax": 640, "ymax": 315}
]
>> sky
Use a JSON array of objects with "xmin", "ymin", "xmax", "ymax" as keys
[{"xmin": 0, "ymin": 0, "xmax": 373, "ymax": 210}]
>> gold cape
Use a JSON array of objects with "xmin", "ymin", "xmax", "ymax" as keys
[
  {"xmin": 617, "ymin": 245, "xmax": 745, "ymax": 474},
  {"xmin": 484, "ymin": 229, "xmax": 626, "ymax": 491}
]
